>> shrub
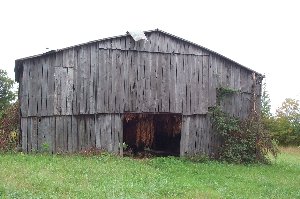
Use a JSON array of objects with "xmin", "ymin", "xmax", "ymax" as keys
[
  {"xmin": 0, "ymin": 101, "xmax": 19, "ymax": 151},
  {"xmin": 210, "ymin": 106, "xmax": 278, "ymax": 164}
]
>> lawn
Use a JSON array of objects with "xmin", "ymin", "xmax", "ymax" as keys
[{"xmin": 0, "ymin": 148, "xmax": 299, "ymax": 199}]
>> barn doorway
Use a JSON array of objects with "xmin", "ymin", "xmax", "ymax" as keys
[{"xmin": 123, "ymin": 113, "xmax": 182, "ymax": 157}]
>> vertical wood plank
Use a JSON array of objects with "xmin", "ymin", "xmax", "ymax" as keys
[
  {"xmin": 157, "ymin": 53, "xmax": 163, "ymax": 112},
  {"xmin": 150, "ymin": 53, "xmax": 157, "ymax": 112},
  {"xmin": 54, "ymin": 67, "xmax": 62, "ymax": 115},
  {"xmin": 48, "ymin": 54, "xmax": 56, "ymax": 116},
  {"xmin": 112, "ymin": 115, "xmax": 117, "ymax": 153},
  {"xmin": 21, "ymin": 61, "xmax": 29, "ymax": 117},
  {"xmin": 90, "ymin": 116, "xmax": 96, "ymax": 148},
  {"xmin": 106, "ymin": 114, "xmax": 112, "ymax": 152},
  {"xmin": 71, "ymin": 116, "xmax": 78, "ymax": 152},
  {"xmin": 27, "ymin": 118, "xmax": 32, "ymax": 152},
  {"xmin": 170, "ymin": 54, "xmax": 176, "ymax": 112},
  {"xmin": 95, "ymin": 115, "xmax": 101, "ymax": 148},
  {"xmin": 21, "ymin": 118, "xmax": 28, "ymax": 152},
  {"xmin": 97, "ymin": 49, "xmax": 105, "ymax": 113},
  {"xmin": 175, "ymin": 54, "xmax": 182, "ymax": 113},
  {"xmin": 119, "ymin": 51, "xmax": 126, "ymax": 113},
  {"xmin": 100, "ymin": 115, "xmax": 106, "ymax": 149},
  {"xmin": 164, "ymin": 53, "xmax": 170, "ymax": 112},
  {"xmin": 117, "ymin": 115, "xmax": 123, "ymax": 156},
  {"xmin": 60, "ymin": 68, "xmax": 68, "ymax": 115},
  {"xmin": 55, "ymin": 117, "xmax": 63, "ymax": 152},
  {"xmin": 208, "ymin": 55, "xmax": 216, "ymax": 108},
  {"xmin": 78, "ymin": 45, "xmax": 90, "ymax": 114},
  {"xmin": 35, "ymin": 58, "xmax": 42, "ymax": 117},
  {"xmin": 180, "ymin": 116, "xmax": 190, "ymax": 156},
  {"xmin": 196, "ymin": 56, "xmax": 203, "ymax": 114},
  {"xmin": 190, "ymin": 55, "xmax": 197, "ymax": 114},
  {"xmin": 89, "ymin": 44, "xmax": 97, "ymax": 114},
  {"xmin": 31, "ymin": 117, "xmax": 38, "ymax": 152},
  {"xmin": 41, "ymin": 57, "xmax": 49, "ymax": 116},
  {"xmin": 202, "ymin": 56, "xmax": 209, "ymax": 113},
  {"xmin": 50, "ymin": 116, "xmax": 56, "ymax": 153}
]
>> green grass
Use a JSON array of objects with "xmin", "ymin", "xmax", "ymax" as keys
[{"xmin": 0, "ymin": 148, "xmax": 299, "ymax": 199}]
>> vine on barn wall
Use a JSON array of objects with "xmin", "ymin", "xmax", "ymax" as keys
[
  {"xmin": 216, "ymin": 87, "xmax": 239, "ymax": 105},
  {"xmin": 210, "ymin": 73, "xmax": 278, "ymax": 164}
]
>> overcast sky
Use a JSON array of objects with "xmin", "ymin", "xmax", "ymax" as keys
[{"xmin": 1, "ymin": 0, "xmax": 299, "ymax": 112}]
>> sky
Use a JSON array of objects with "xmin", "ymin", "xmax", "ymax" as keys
[{"xmin": 0, "ymin": 0, "xmax": 299, "ymax": 113}]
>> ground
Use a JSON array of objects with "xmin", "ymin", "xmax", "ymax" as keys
[{"xmin": 0, "ymin": 147, "xmax": 299, "ymax": 199}]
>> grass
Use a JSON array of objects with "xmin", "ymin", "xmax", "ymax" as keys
[{"xmin": 0, "ymin": 148, "xmax": 299, "ymax": 199}]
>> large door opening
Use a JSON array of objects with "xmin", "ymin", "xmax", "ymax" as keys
[{"xmin": 123, "ymin": 113, "xmax": 182, "ymax": 157}]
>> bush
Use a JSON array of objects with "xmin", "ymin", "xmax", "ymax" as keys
[
  {"xmin": 0, "ymin": 101, "xmax": 19, "ymax": 151},
  {"xmin": 210, "ymin": 106, "xmax": 278, "ymax": 164}
]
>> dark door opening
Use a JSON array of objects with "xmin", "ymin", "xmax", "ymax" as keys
[{"xmin": 123, "ymin": 113, "xmax": 182, "ymax": 157}]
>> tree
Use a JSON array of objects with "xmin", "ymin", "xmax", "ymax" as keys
[
  {"xmin": 0, "ymin": 69, "xmax": 15, "ymax": 117},
  {"xmin": 0, "ymin": 101, "xmax": 19, "ymax": 151},
  {"xmin": 276, "ymin": 98, "xmax": 300, "ymax": 125},
  {"xmin": 261, "ymin": 81, "xmax": 272, "ymax": 120},
  {"xmin": 260, "ymin": 81, "xmax": 276, "ymax": 136},
  {"xmin": 274, "ymin": 98, "xmax": 300, "ymax": 145}
]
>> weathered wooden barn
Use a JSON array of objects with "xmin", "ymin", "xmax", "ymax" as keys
[{"xmin": 15, "ymin": 29, "xmax": 262, "ymax": 156}]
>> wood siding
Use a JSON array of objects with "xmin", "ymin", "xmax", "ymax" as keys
[
  {"xmin": 20, "ymin": 114, "xmax": 122, "ymax": 154},
  {"xmin": 180, "ymin": 115, "xmax": 219, "ymax": 156},
  {"xmin": 17, "ymin": 31, "xmax": 261, "ymax": 155},
  {"xmin": 19, "ymin": 49, "xmax": 210, "ymax": 117}
]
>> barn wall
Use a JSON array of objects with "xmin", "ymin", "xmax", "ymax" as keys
[
  {"xmin": 180, "ymin": 115, "xmax": 219, "ymax": 156},
  {"xmin": 209, "ymin": 54, "xmax": 261, "ymax": 119},
  {"xmin": 20, "ymin": 114, "xmax": 122, "ymax": 154},
  {"xmin": 18, "ymin": 44, "xmax": 211, "ymax": 117},
  {"xmin": 17, "ymin": 31, "xmax": 261, "ymax": 155},
  {"xmin": 97, "ymin": 31, "xmax": 209, "ymax": 55},
  {"xmin": 18, "ymin": 31, "xmax": 260, "ymax": 118}
]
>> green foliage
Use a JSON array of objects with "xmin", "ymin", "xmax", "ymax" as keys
[
  {"xmin": 0, "ymin": 149, "xmax": 299, "ymax": 198},
  {"xmin": 210, "ymin": 106, "xmax": 278, "ymax": 164},
  {"xmin": 210, "ymin": 85, "xmax": 278, "ymax": 164},
  {"xmin": 0, "ymin": 70, "xmax": 18, "ymax": 152},
  {"xmin": 261, "ymin": 81, "xmax": 272, "ymax": 120},
  {"xmin": 41, "ymin": 142, "xmax": 50, "ymax": 153},
  {"xmin": 272, "ymin": 98, "xmax": 300, "ymax": 146},
  {"xmin": 260, "ymin": 81, "xmax": 300, "ymax": 146},
  {"xmin": 216, "ymin": 87, "xmax": 238, "ymax": 105},
  {"xmin": 0, "ymin": 102, "xmax": 19, "ymax": 151},
  {"xmin": 0, "ymin": 69, "xmax": 15, "ymax": 118}
]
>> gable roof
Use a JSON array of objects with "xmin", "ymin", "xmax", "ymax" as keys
[{"xmin": 15, "ymin": 29, "xmax": 262, "ymax": 81}]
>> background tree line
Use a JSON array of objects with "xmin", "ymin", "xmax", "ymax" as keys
[
  {"xmin": 0, "ymin": 69, "xmax": 19, "ymax": 151},
  {"xmin": 262, "ymin": 82, "xmax": 300, "ymax": 146}
]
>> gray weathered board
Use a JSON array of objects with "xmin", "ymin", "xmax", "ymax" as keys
[
  {"xmin": 16, "ymin": 30, "xmax": 260, "ymax": 155},
  {"xmin": 20, "ymin": 114, "xmax": 122, "ymax": 154},
  {"xmin": 180, "ymin": 115, "xmax": 220, "ymax": 156},
  {"xmin": 20, "ymin": 50, "xmax": 210, "ymax": 116}
]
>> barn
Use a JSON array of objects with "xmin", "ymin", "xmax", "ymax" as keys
[{"xmin": 14, "ymin": 29, "xmax": 262, "ymax": 156}]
